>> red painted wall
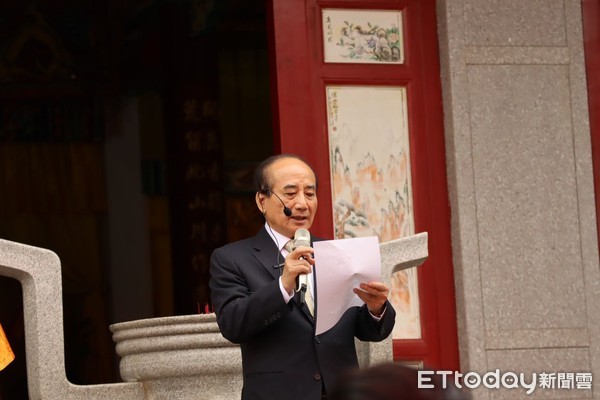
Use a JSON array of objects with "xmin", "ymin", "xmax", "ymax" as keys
[{"xmin": 582, "ymin": 0, "xmax": 600, "ymax": 252}]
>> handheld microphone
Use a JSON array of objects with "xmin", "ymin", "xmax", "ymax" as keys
[
  {"xmin": 293, "ymin": 228, "xmax": 311, "ymax": 293},
  {"xmin": 270, "ymin": 191, "xmax": 293, "ymax": 217}
]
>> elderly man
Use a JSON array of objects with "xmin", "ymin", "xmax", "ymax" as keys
[{"xmin": 210, "ymin": 154, "xmax": 395, "ymax": 400}]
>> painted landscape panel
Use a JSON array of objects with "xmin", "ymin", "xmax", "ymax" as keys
[{"xmin": 326, "ymin": 85, "xmax": 420, "ymax": 339}]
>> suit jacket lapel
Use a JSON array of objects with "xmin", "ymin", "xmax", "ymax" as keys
[
  {"xmin": 252, "ymin": 226, "xmax": 283, "ymax": 280},
  {"xmin": 252, "ymin": 226, "xmax": 317, "ymax": 324}
]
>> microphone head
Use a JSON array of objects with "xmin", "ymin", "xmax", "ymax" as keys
[{"xmin": 293, "ymin": 228, "xmax": 311, "ymax": 249}]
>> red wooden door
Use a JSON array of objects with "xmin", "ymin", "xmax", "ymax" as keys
[{"xmin": 268, "ymin": 0, "xmax": 459, "ymax": 370}]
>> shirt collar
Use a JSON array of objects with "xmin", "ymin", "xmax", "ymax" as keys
[{"xmin": 264, "ymin": 222, "xmax": 292, "ymax": 252}]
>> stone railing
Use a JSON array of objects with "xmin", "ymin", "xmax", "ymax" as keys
[
  {"xmin": 0, "ymin": 239, "xmax": 144, "ymax": 400},
  {"xmin": 0, "ymin": 232, "xmax": 427, "ymax": 399},
  {"xmin": 356, "ymin": 232, "xmax": 428, "ymax": 366}
]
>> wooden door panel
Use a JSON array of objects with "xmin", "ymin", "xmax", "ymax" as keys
[{"xmin": 269, "ymin": 0, "xmax": 459, "ymax": 370}]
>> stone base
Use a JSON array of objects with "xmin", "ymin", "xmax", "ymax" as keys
[
  {"xmin": 111, "ymin": 314, "xmax": 243, "ymax": 400},
  {"xmin": 140, "ymin": 374, "xmax": 242, "ymax": 400}
]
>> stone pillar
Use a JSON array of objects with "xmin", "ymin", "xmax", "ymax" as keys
[{"xmin": 437, "ymin": 0, "xmax": 600, "ymax": 398}]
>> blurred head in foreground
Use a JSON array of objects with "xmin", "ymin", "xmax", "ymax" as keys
[{"xmin": 329, "ymin": 363, "xmax": 468, "ymax": 400}]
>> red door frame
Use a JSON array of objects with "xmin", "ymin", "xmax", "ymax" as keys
[
  {"xmin": 268, "ymin": 0, "xmax": 459, "ymax": 370},
  {"xmin": 582, "ymin": 0, "xmax": 600, "ymax": 251}
]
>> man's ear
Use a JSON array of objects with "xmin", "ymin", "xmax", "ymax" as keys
[{"xmin": 255, "ymin": 192, "xmax": 266, "ymax": 214}]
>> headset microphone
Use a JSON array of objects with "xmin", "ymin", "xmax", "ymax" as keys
[{"xmin": 269, "ymin": 191, "xmax": 293, "ymax": 217}]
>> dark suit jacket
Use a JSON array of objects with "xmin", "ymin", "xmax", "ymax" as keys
[{"xmin": 209, "ymin": 226, "xmax": 396, "ymax": 400}]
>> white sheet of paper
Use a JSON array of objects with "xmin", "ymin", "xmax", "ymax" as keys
[{"xmin": 313, "ymin": 236, "xmax": 381, "ymax": 335}]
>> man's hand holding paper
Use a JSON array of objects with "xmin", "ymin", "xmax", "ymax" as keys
[{"xmin": 353, "ymin": 281, "xmax": 389, "ymax": 317}]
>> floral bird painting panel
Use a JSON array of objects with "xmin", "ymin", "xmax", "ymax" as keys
[
  {"xmin": 326, "ymin": 85, "xmax": 421, "ymax": 339},
  {"xmin": 322, "ymin": 9, "xmax": 404, "ymax": 64}
]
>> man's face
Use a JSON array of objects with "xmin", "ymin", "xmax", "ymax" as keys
[{"xmin": 256, "ymin": 157, "xmax": 318, "ymax": 238}]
